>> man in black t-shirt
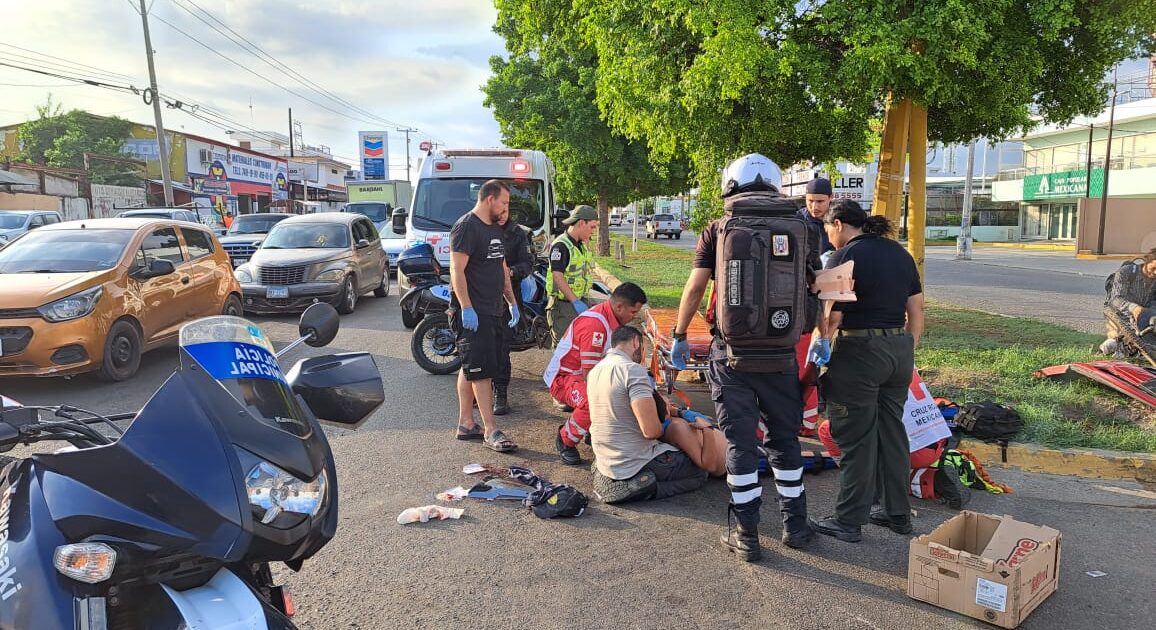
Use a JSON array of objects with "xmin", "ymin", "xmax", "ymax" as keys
[{"xmin": 449, "ymin": 179, "xmax": 520, "ymax": 453}]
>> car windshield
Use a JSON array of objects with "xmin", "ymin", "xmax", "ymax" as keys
[
  {"xmin": 262, "ymin": 223, "xmax": 350, "ymax": 249},
  {"xmin": 345, "ymin": 202, "xmax": 390, "ymax": 223},
  {"xmin": 412, "ymin": 177, "xmax": 544, "ymax": 231},
  {"xmin": 0, "ymin": 214, "xmax": 29, "ymax": 229},
  {"xmin": 179, "ymin": 316, "xmax": 311, "ymax": 438},
  {"xmin": 0, "ymin": 228, "xmax": 134, "ymax": 273},
  {"xmin": 229, "ymin": 215, "xmax": 287, "ymax": 235}
]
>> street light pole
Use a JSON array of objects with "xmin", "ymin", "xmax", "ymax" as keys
[
  {"xmin": 1095, "ymin": 67, "xmax": 1119, "ymax": 255},
  {"xmin": 138, "ymin": 0, "xmax": 174, "ymax": 206},
  {"xmin": 399, "ymin": 128, "xmax": 417, "ymax": 182},
  {"xmin": 957, "ymin": 139, "xmax": 976, "ymax": 260}
]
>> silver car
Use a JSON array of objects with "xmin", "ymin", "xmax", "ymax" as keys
[
  {"xmin": 0, "ymin": 210, "xmax": 63, "ymax": 246},
  {"xmin": 233, "ymin": 213, "xmax": 389, "ymax": 315}
]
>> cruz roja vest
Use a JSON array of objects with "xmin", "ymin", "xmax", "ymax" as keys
[
  {"xmin": 714, "ymin": 191, "xmax": 818, "ymax": 372},
  {"xmin": 548, "ymin": 232, "xmax": 594, "ymax": 300}
]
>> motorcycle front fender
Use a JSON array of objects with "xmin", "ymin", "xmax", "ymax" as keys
[{"xmin": 160, "ymin": 568, "xmax": 296, "ymax": 630}]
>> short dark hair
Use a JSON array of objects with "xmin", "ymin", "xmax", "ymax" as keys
[
  {"xmin": 610, "ymin": 281, "xmax": 647, "ymax": 306},
  {"xmin": 825, "ymin": 199, "xmax": 894, "ymax": 237},
  {"xmin": 1143, "ymin": 248, "xmax": 1156, "ymax": 265},
  {"xmin": 478, "ymin": 179, "xmax": 510, "ymax": 201},
  {"xmin": 611, "ymin": 325, "xmax": 643, "ymax": 347}
]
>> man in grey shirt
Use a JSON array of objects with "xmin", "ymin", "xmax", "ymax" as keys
[{"xmin": 588, "ymin": 326, "xmax": 720, "ymax": 504}]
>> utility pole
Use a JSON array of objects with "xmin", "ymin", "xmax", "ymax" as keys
[
  {"xmin": 399, "ymin": 128, "xmax": 417, "ymax": 182},
  {"xmin": 957, "ymin": 140, "xmax": 976, "ymax": 260},
  {"xmin": 1095, "ymin": 67, "xmax": 1118, "ymax": 255},
  {"xmin": 136, "ymin": 0, "xmax": 173, "ymax": 206},
  {"xmin": 288, "ymin": 108, "xmax": 295, "ymax": 157}
]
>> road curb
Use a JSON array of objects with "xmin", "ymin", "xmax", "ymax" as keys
[
  {"xmin": 963, "ymin": 440, "xmax": 1156, "ymax": 485},
  {"xmin": 925, "ymin": 242, "xmax": 1074, "ymax": 251},
  {"xmin": 1075, "ymin": 252, "xmax": 1140, "ymax": 261}
]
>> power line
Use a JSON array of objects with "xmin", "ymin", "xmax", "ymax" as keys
[
  {"xmin": 171, "ymin": 0, "xmax": 414, "ymax": 132},
  {"xmin": 0, "ymin": 42, "xmax": 137, "ymax": 82},
  {"xmin": 0, "ymin": 61, "xmax": 140, "ymax": 94}
]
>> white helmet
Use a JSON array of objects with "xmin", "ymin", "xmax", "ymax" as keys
[{"xmin": 721, "ymin": 153, "xmax": 782, "ymax": 197}]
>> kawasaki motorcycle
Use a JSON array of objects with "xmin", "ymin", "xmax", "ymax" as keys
[{"xmin": 0, "ymin": 303, "xmax": 384, "ymax": 629}]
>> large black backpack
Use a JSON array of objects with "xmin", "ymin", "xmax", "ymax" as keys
[
  {"xmin": 713, "ymin": 192, "xmax": 817, "ymax": 372},
  {"xmin": 956, "ymin": 401, "xmax": 1023, "ymax": 442}
]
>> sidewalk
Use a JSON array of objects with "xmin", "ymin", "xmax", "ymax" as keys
[{"xmin": 924, "ymin": 248, "xmax": 1122, "ymax": 278}]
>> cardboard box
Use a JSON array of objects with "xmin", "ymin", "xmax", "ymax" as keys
[{"xmin": 908, "ymin": 511, "xmax": 1061, "ymax": 628}]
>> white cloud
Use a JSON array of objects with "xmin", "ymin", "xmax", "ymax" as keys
[{"xmin": 0, "ymin": 0, "xmax": 508, "ymax": 179}]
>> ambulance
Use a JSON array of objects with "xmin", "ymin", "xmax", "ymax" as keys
[{"xmin": 393, "ymin": 148, "xmax": 558, "ymax": 289}]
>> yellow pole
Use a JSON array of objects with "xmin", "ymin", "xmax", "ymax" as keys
[
  {"xmin": 908, "ymin": 102, "xmax": 928, "ymax": 282},
  {"xmin": 872, "ymin": 96, "xmax": 911, "ymax": 221}
]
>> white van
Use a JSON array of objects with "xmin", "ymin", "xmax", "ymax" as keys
[
  {"xmin": 393, "ymin": 148, "xmax": 558, "ymax": 289},
  {"xmin": 609, "ymin": 211, "xmax": 622, "ymax": 227}
]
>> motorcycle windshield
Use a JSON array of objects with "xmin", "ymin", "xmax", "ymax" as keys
[{"xmin": 179, "ymin": 316, "xmax": 312, "ymax": 439}]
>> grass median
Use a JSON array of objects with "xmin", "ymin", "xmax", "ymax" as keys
[{"xmin": 594, "ymin": 233, "xmax": 1156, "ymax": 453}]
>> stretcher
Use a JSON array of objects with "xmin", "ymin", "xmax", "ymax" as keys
[{"xmin": 643, "ymin": 307, "xmax": 713, "ymax": 408}]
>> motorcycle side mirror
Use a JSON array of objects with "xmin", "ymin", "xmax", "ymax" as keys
[
  {"xmin": 299, "ymin": 303, "xmax": 340, "ymax": 347},
  {"xmin": 392, "ymin": 207, "xmax": 408, "ymax": 235},
  {"xmin": 551, "ymin": 209, "xmax": 570, "ymax": 234},
  {"xmin": 286, "ymin": 352, "xmax": 384, "ymax": 428}
]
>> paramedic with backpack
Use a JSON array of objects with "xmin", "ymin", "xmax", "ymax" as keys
[
  {"xmin": 809, "ymin": 200, "xmax": 924, "ymax": 542},
  {"xmin": 670, "ymin": 154, "xmax": 826, "ymax": 562}
]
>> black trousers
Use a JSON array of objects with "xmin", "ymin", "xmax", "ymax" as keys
[
  {"xmin": 820, "ymin": 333, "xmax": 915, "ymax": 526},
  {"xmin": 708, "ymin": 357, "xmax": 806, "ymax": 532}
]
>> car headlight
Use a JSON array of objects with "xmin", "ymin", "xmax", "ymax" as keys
[
  {"xmin": 38, "ymin": 286, "xmax": 103, "ymax": 322},
  {"xmin": 234, "ymin": 266, "xmax": 253, "ymax": 283},
  {"xmin": 314, "ymin": 268, "xmax": 345, "ymax": 282},
  {"xmin": 245, "ymin": 461, "xmax": 327, "ymax": 528}
]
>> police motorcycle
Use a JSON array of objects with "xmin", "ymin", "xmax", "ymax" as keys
[
  {"xmin": 0, "ymin": 303, "xmax": 384, "ymax": 629},
  {"xmin": 399, "ymin": 241, "xmax": 554, "ymax": 375}
]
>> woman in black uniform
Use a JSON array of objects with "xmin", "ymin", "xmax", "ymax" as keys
[{"xmin": 809, "ymin": 200, "xmax": 925, "ymax": 542}]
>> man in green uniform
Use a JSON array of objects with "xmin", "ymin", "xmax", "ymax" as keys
[{"xmin": 547, "ymin": 205, "xmax": 599, "ymax": 345}]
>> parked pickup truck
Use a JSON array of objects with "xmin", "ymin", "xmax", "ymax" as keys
[{"xmin": 646, "ymin": 213, "xmax": 682, "ymax": 239}]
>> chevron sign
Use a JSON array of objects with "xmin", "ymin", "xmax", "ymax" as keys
[{"xmin": 358, "ymin": 131, "xmax": 388, "ymax": 179}]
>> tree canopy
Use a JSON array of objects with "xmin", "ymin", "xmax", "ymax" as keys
[
  {"xmin": 483, "ymin": 0, "xmax": 690, "ymax": 253},
  {"xmin": 576, "ymin": 0, "xmax": 1156, "ymax": 214},
  {"xmin": 17, "ymin": 97, "xmax": 139, "ymax": 186}
]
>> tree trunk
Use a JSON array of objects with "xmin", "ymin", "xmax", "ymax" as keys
[{"xmin": 597, "ymin": 191, "xmax": 611, "ymax": 257}]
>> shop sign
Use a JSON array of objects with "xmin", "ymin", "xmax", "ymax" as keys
[{"xmin": 1023, "ymin": 168, "xmax": 1104, "ymax": 200}]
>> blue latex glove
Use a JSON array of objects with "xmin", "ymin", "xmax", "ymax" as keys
[
  {"xmin": 680, "ymin": 409, "xmax": 712, "ymax": 426},
  {"xmin": 461, "ymin": 307, "xmax": 479, "ymax": 331},
  {"xmin": 807, "ymin": 337, "xmax": 831, "ymax": 367},
  {"xmin": 508, "ymin": 304, "xmax": 520, "ymax": 328},
  {"xmin": 520, "ymin": 276, "xmax": 537, "ymax": 303},
  {"xmin": 572, "ymin": 299, "xmax": 589, "ymax": 314},
  {"xmin": 670, "ymin": 337, "xmax": 690, "ymax": 370}
]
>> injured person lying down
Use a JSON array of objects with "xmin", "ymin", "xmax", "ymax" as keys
[{"xmin": 586, "ymin": 325, "xmax": 727, "ymax": 504}]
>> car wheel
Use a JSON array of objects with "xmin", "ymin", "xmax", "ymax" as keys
[
  {"xmin": 373, "ymin": 264, "xmax": 390, "ymax": 297},
  {"xmin": 676, "ymin": 232, "xmax": 682, "ymax": 239},
  {"xmin": 222, "ymin": 294, "xmax": 243, "ymax": 316},
  {"xmin": 337, "ymin": 276, "xmax": 358, "ymax": 314},
  {"xmin": 96, "ymin": 320, "xmax": 142, "ymax": 382}
]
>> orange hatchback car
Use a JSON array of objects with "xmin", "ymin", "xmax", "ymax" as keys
[{"xmin": 0, "ymin": 218, "xmax": 242, "ymax": 380}]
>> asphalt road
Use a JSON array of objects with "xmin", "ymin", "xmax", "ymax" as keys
[{"xmin": 6, "ymin": 285, "xmax": 1153, "ymax": 629}]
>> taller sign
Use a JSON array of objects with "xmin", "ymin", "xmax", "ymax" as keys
[{"xmin": 359, "ymin": 131, "xmax": 389, "ymax": 180}]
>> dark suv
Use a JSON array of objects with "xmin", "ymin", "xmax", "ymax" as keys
[{"xmin": 218, "ymin": 213, "xmax": 293, "ymax": 267}]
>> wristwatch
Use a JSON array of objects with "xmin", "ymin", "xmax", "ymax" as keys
[{"xmin": 671, "ymin": 328, "xmax": 687, "ymax": 341}]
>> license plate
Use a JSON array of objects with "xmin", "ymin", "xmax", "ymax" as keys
[{"xmin": 266, "ymin": 287, "xmax": 289, "ymax": 299}]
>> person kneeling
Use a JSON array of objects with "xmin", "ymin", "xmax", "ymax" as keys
[{"xmin": 587, "ymin": 326, "xmax": 718, "ymax": 504}]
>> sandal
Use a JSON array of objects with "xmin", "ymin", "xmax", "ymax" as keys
[
  {"xmin": 455, "ymin": 423, "xmax": 484, "ymax": 441},
  {"xmin": 484, "ymin": 430, "xmax": 518, "ymax": 453}
]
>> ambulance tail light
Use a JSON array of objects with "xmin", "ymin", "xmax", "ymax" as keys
[
  {"xmin": 434, "ymin": 162, "xmax": 452, "ymax": 171},
  {"xmin": 511, "ymin": 159, "xmax": 530, "ymax": 175}
]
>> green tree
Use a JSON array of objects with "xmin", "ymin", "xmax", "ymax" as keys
[
  {"xmin": 483, "ymin": 0, "xmax": 690, "ymax": 255},
  {"xmin": 17, "ymin": 97, "xmax": 140, "ymax": 185},
  {"xmin": 577, "ymin": 0, "xmax": 1156, "ymax": 220}
]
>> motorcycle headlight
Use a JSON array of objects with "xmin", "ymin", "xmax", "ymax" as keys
[
  {"xmin": 234, "ymin": 265, "xmax": 253, "ymax": 283},
  {"xmin": 245, "ymin": 461, "xmax": 327, "ymax": 528},
  {"xmin": 314, "ymin": 268, "xmax": 345, "ymax": 282},
  {"xmin": 38, "ymin": 286, "xmax": 103, "ymax": 322}
]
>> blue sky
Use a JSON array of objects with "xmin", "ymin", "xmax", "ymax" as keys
[{"xmin": 0, "ymin": 1, "xmax": 508, "ymax": 178}]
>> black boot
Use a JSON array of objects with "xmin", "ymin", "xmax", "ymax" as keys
[
  {"xmin": 555, "ymin": 425, "xmax": 582, "ymax": 465},
  {"xmin": 720, "ymin": 507, "xmax": 762, "ymax": 562},
  {"xmin": 492, "ymin": 383, "xmax": 510, "ymax": 416},
  {"xmin": 779, "ymin": 492, "xmax": 814, "ymax": 549},
  {"xmin": 809, "ymin": 516, "xmax": 862, "ymax": 543},
  {"xmin": 868, "ymin": 505, "xmax": 913, "ymax": 535}
]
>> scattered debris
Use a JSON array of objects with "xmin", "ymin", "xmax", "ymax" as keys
[
  {"xmin": 462, "ymin": 464, "xmax": 486, "ymax": 475},
  {"xmin": 1086, "ymin": 570, "xmax": 1108, "ymax": 578},
  {"xmin": 466, "ymin": 481, "xmax": 530, "ymax": 501},
  {"xmin": 437, "ymin": 486, "xmax": 468, "ymax": 501},
  {"xmin": 397, "ymin": 505, "xmax": 464, "ymax": 524}
]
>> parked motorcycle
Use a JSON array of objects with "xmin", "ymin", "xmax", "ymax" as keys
[
  {"xmin": 398, "ymin": 242, "xmax": 556, "ymax": 375},
  {"xmin": 0, "ymin": 302, "xmax": 384, "ymax": 629}
]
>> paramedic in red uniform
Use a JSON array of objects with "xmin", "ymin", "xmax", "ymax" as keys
[{"xmin": 544, "ymin": 282, "xmax": 648, "ymax": 465}]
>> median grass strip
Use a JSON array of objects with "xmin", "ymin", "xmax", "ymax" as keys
[{"xmin": 595, "ymin": 234, "xmax": 1156, "ymax": 453}]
